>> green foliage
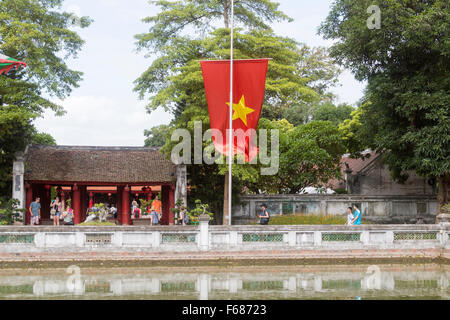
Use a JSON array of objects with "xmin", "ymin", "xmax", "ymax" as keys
[
  {"xmin": 0, "ymin": 0, "xmax": 91, "ymax": 197},
  {"xmin": 139, "ymin": 0, "xmax": 344, "ymax": 221},
  {"xmin": 313, "ymin": 102, "xmax": 354, "ymax": 125},
  {"xmin": 188, "ymin": 199, "xmax": 214, "ymax": 220},
  {"xmin": 0, "ymin": 198, "xmax": 25, "ymax": 225},
  {"xmin": 136, "ymin": 28, "xmax": 340, "ymax": 120},
  {"xmin": 333, "ymin": 188, "xmax": 348, "ymax": 195},
  {"xmin": 0, "ymin": 106, "xmax": 35, "ymax": 192},
  {"xmin": 135, "ymin": 0, "xmax": 291, "ymax": 50},
  {"xmin": 139, "ymin": 198, "xmax": 153, "ymax": 214},
  {"xmin": 246, "ymin": 119, "xmax": 345, "ymax": 194},
  {"xmin": 144, "ymin": 124, "xmax": 172, "ymax": 148},
  {"xmin": 170, "ymin": 198, "xmax": 184, "ymax": 215},
  {"xmin": 30, "ymin": 129, "xmax": 57, "ymax": 146},
  {"xmin": 257, "ymin": 214, "xmax": 347, "ymax": 225},
  {"xmin": 319, "ymin": 0, "xmax": 449, "ymax": 185}
]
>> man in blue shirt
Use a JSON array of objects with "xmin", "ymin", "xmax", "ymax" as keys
[
  {"xmin": 29, "ymin": 197, "xmax": 41, "ymax": 226},
  {"xmin": 351, "ymin": 204, "xmax": 362, "ymax": 225},
  {"xmin": 258, "ymin": 204, "xmax": 270, "ymax": 225}
]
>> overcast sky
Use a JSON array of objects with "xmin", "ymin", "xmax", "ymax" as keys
[{"xmin": 34, "ymin": 0, "xmax": 366, "ymax": 146}]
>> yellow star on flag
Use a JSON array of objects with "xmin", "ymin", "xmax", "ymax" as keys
[{"xmin": 226, "ymin": 95, "xmax": 255, "ymax": 127}]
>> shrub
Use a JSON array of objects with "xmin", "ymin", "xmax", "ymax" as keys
[{"xmin": 0, "ymin": 198, "xmax": 25, "ymax": 225}]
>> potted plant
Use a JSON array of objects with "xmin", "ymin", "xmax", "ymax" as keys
[{"xmin": 186, "ymin": 199, "xmax": 214, "ymax": 225}]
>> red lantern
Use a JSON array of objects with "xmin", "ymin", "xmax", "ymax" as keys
[{"xmin": 45, "ymin": 184, "xmax": 51, "ymax": 197}]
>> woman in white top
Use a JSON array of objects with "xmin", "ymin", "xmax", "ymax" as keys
[{"xmin": 346, "ymin": 207, "xmax": 354, "ymax": 225}]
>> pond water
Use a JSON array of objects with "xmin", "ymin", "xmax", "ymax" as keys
[{"xmin": 0, "ymin": 264, "xmax": 448, "ymax": 300}]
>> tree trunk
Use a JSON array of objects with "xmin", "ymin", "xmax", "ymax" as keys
[
  {"xmin": 223, "ymin": 173, "xmax": 229, "ymax": 225},
  {"xmin": 223, "ymin": 0, "xmax": 229, "ymax": 28}
]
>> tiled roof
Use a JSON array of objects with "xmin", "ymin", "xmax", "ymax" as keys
[
  {"xmin": 327, "ymin": 152, "xmax": 379, "ymax": 189},
  {"xmin": 24, "ymin": 145, "xmax": 176, "ymax": 184}
]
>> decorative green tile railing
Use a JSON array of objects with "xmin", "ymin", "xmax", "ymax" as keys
[
  {"xmin": 394, "ymin": 232, "xmax": 437, "ymax": 241},
  {"xmin": 0, "ymin": 234, "xmax": 34, "ymax": 244},
  {"xmin": 85, "ymin": 233, "xmax": 112, "ymax": 244},
  {"xmin": 322, "ymin": 233, "xmax": 360, "ymax": 242},
  {"xmin": 161, "ymin": 233, "xmax": 196, "ymax": 243},
  {"xmin": 322, "ymin": 279, "xmax": 361, "ymax": 290},
  {"xmin": 161, "ymin": 282, "xmax": 196, "ymax": 292},
  {"xmin": 242, "ymin": 233, "xmax": 284, "ymax": 242},
  {"xmin": 243, "ymin": 281, "xmax": 284, "ymax": 291},
  {"xmin": 85, "ymin": 282, "xmax": 111, "ymax": 293},
  {"xmin": 0, "ymin": 284, "xmax": 33, "ymax": 294}
]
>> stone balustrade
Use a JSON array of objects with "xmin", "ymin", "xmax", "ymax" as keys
[{"xmin": 0, "ymin": 219, "xmax": 448, "ymax": 253}]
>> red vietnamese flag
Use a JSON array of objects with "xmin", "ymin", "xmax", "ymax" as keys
[{"xmin": 200, "ymin": 59, "xmax": 269, "ymax": 162}]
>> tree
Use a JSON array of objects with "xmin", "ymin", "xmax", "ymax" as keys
[
  {"xmin": 144, "ymin": 124, "xmax": 172, "ymax": 148},
  {"xmin": 135, "ymin": 0, "xmax": 340, "ymax": 120},
  {"xmin": 136, "ymin": 28, "xmax": 340, "ymax": 120},
  {"xmin": 0, "ymin": 0, "xmax": 91, "ymax": 197},
  {"xmin": 136, "ymin": 1, "xmax": 342, "ymax": 221},
  {"xmin": 29, "ymin": 127, "xmax": 57, "ymax": 146},
  {"xmin": 319, "ymin": 0, "xmax": 450, "ymax": 212},
  {"xmin": 313, "ymin": 102, "xmax": 354, "ymax": 125},
  {"xmin": 136, "ymin": 0, "xmax": 291, "ymax": 50},
  {"xmin": 246, "ymin": 119, "xmax": 345, "ymax": 194}
]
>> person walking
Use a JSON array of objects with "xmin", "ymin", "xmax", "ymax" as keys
[
  {"xmin": 131, "ymin": 199, "xmax": 138, "ymax": 219},
  {"xmin": 29, "ymin": 197, "xmax": 41, "ymax": 226},
  {"xmin": 258, "ymin": 204, "xmax": 270, "ymax": 225},
  {"xmin": 351, "ymin": 204, "xmax": 362, "ymax": 225},
  {"xmin": 150, "ymin": 207, "xmax": 159, "ymax": 225},
  {"xmin": 178, "ymin": 206, "xmax": 187, "ymax": 226},
  {"xmin": 346, "ymin": 207, "xmax": 354, "ymax": 225},
  {"xmin": 152, "ymin": 195, "xmax": 162, "ymax": 221}
]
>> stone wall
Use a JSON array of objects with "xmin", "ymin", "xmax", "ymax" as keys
[
  {"xmin": 232, "ymin": 194, "xmax": 438, "ymax": 224},
  {"xmin": 350, "ymin": 156, "xmax": 434, "ymax": 195}
]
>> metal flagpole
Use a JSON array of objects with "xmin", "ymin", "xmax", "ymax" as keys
[{"xmin": 228, "ymin": 0, "xmax": 234, "ymax": 226}]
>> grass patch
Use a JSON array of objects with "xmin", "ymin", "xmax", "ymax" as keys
[
  {"xmin": 264, "ymin": 214, "xmax": 347, "ymax": 225},
  {"xmin": 78, "ymin": 221, "xmax": 116, "ymax": 226}
]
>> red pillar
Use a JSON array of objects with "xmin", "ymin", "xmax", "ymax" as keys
[
  {"xmin": 72, "ymin": 184, "xmax": 81, "ymax": 224},
  {"xmin": 116, "ymin": 186, "xmax": 122, "ymax": 224},
  {"xmin": 80, "ymin": 186, "xmax": 87, "ymax": 222},
  {"xmin": 169, "ymin": 185, "xmax": 175, "ymax": 225},
  {"xmin": 38, "ymin": 184, "xmax": 50, "ymax": 221},
  {"xmin": 121, "ymin": 185, "xmax": 130, "ymax": 225},
  {"xmin": 25, "ymin": 183, "xmax": 33, "ymax": 225},
  {"xmin": 161, "ymin": 185, "xmax": 169, "ymax": 225}
]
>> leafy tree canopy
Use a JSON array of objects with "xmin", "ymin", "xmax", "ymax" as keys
[
  {"xmin": 320, "ymin": 0, "xmax": 450, "ymax": 208},
  {"xmin": 135, "ymin": 0, "xmax": 292, "ymax": 51},
  {"xmin": 137, "ymin": 0, "xmax": 345, "ymax": 218},
  {"xmin": 0, "ymin": 0, "xmax": 91, "ymax": 197},
  {"xmin": 144, "ymin": 124, "xmax": 172, "ymax": 148}
]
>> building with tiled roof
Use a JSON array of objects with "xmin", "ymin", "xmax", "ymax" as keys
[
  {"xmin": 12, "ymin": 145, "xmax": 186, "ymax": 226},
  {"xmin": 328, "ymin": 151, "xmax": 435, "ymax": 196}
]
